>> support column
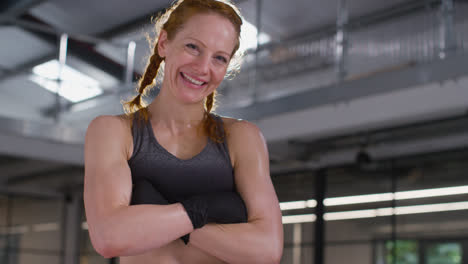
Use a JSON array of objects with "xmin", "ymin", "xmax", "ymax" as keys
[
  {"xmin": 292, "ymin": 223, "xmax": 302, "ymax": 264},
  {"xmin": 124, "ymin": 41, "xmax": 136, "ymax": 88},
  {"xmin": 314, "ymin": 169, "xmax": 327, "ymax": 264},
  {"xmin": 250, "ymin": 0, "xmax": 262, "ymax": 103},
  {"xmin": 55, "ymin": 33, "xmax": 68, "ymax": 122},
  {"xmin": 439, "ymin": 0, "xmax": 455, "ymax": 58},
  {"xmin": 61, "ymin": 192, "xmax": 82, "ymax": 264},
  {"xmin": 391, "ymin": 160, "xmax": 397, "ymax": 264},
  {"xmin": 336, "ymin": 0, "xmax": 349, "ymax": 82},
  {"xmin": 461, "ymin": 240, "xmax": 468, "ymax": 264}
]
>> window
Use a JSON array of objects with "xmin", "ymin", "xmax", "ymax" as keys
[
  {"xmin": 427, "ymin": 243, "xmax": 462, "ymax": 264},
  {"xmin": 30, "ymin": 60, "xmax": 103, "ymax": 103}
]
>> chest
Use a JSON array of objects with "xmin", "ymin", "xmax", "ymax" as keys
[
  {"xmin": 129, "ymin": 125, "xmax": 234, "ymax": 202},
  {"xmin": 154, "ymin": 129, "xmax": 207, "ymax": 161}
]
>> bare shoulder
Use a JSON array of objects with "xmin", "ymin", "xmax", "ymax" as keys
[
  {"xmin": 87, "ymin": 114, "xmax": 130, "ymax": 131},
  {"xmin": 85, "ymin": 115, "xmax": 133, "ymax": 159},
  {"xmin": 221, "ymin": 116, "xmax": 262, "ymax": 138},
  {"xmin": 220, "ymin": 117, "xmax": 266, "ymax": 166}
]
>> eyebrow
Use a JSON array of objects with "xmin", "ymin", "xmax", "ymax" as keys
[{"xmin": 186, "ymin": 37, "xmax": 231, "ymax": 57}]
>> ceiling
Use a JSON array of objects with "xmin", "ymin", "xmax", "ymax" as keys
[{"xmin": 0, "ymin": 0, "xmax": 468, "ymax": 200}]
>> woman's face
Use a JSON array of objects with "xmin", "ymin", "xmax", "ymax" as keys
[{"xmin": 158, "ymin": 13, "xmax": 238, "ymax": 105}]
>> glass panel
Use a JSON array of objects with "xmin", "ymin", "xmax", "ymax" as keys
[
  {"xmin": 16, "ymin": 253, "xmax": 60, "ymax": 264},
  {"xmin": 0, "ymin": 195, "xmax": 64, "ymax": 263},
  {"xmin": 0, "ymin": 195, "xmax": 7, "ymax": 227},
  {"xmin": 326, "ymin": 244, "xmax": 372, "ymax": 264},
  {"xmin": 427, "ymin": 242, "xmax": 462, "ymax": 264},
  {"xmin": 80, "ymin": 255, "xmax": 109, "ymax": 264},
  {"xmin": 280, "ymin": 247, "xmax": 293, "ymax": 264},
  {"xmin": 10, "ymin": 197, "xmax": 63, "ymax": 252},
  {"xmin": 385, "ymin": 240, "xmax": 418, "ymax": 264}
]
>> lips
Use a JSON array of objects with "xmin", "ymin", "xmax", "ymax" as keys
[{"xmin": 180, "ymin": 72, "xmax": 207, "ymax": 87}]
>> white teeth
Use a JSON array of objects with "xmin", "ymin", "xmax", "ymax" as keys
[{"xmin": 182, "ymin": 72, "xmax": 204, "ymax": 86}]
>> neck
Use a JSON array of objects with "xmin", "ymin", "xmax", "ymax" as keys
[{"xmin": 147, "ymin": 89, "xmax": 207, "ymax": 133}]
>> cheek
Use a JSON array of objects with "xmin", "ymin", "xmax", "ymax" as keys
[{"xmin": 213, "ymin": 68, "xmax": 228, "ymax": 82}]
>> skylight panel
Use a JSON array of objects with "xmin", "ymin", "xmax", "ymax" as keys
[
  {"xmin": 30, "ymin": 60, "xmax": 103, "ymax": 103},
  {"xmin": 239, "ymin": 20, "xmax": 271, "ymax": 52}
]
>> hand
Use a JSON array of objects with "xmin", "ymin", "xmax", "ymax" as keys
[
  {"xmin": 131, "ymin": 179, "xmax": 169, "ymax": 205},
  {"xmin": 180, "ymin": 192, "xmax": 248, "ymax": 229},
  {"xmin": 130, "ymin": 179, "xmax": 190, "ymax": 244}
]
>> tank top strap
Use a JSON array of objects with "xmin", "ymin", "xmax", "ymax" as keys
[
  {"xmin": 128, "ymin": 111, "xmax": 146, "ymax": 162},
  {"xmin": 210, "ymin": 113, "xmax": 232, "ymax": 168}
]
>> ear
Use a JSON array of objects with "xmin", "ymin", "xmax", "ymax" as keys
[{"xmin": 157, "ymin": 29, "xmax": 169, "ymax": 58}]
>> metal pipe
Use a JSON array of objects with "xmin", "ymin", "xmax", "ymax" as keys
[
  {"xmin": 125, "ymin": 41, "xmax": 136, "ymax": 87},
  {"xmin": 439, "ymin": 0, "xmax": 455, "ymax": 58},
  {"xmin": 292, "ymin": 223, "xmax": 302, "ymax": 264},
  {"xmin": 336, "ymin": 0, "xmax": 349, "ymax": 81},
  {"xmin": 391, "ymin": 160, "xmax": 397, "ymax": 264},
  {"xmin": 251, "ymin": 0, "xmax": 262, "ymax": 103},
  {"xmin": 55, "ymin": 33, "xmax": 68, "ymax": 122},
  {"xmin": 314, "ymin": 169, "xmax": 327, "ymax": 264}
]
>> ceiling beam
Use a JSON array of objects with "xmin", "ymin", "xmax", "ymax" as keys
[
  {"xmin": 283, "ymin": 0, "xmax": 442, "ymax": 43},
  {"xmin": 270, "ymin": 131, "xmax": 468, "ymax": 175},
  {"xmin": 218, "ymin": 53, "xmax": 468, "ymax": 121},
  {"xmin": 5, "ymin": 166, "xmax": 82, "ymax": 185},
  {"xmin": 0, "ymin": 115, "xmax": 84, "ymax": 165},
  {"xmin": 0, "ymin": 0, "xmax": 47, "ymax": 21},
  {"xmin": 0, "ymin": 54, "xmax": 55, "ymax": 83},
  {"xmin": 19, "ymin": 15, "xmax": 127, "ymax": 81},
  {"xmin": 7, "ymin": 14, "xmax": 141, "ymax": 87},
  {"xmin": 0, "ymin": 185, "xmax": 63, "ymax": 199},
  {"xmin": 98, "ymin": 7, "xmax": 165, "ymax": 40}
]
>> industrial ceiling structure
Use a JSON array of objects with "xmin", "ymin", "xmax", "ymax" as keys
[{"xmin": 0, "ymin": 0, "xmax": 467, "ymax": 202}]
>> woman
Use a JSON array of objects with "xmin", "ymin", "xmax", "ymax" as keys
[{"xmin": 83, "ymin": 0, "xmax": 283, "ymax": 263}]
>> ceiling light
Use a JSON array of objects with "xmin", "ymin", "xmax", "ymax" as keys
[
  {"xmin": 282, "ymin": 214, "xmax": 316, "ymax": 224},
  {"xmin": 30, "ymin": 60, "xmax": 103, "ymax": 103},
  {"xmin": 239, "ymin": 20, "xmax": 271, "ymax": 52},
  {"xmin": 283, "ymin": 201, "xmax": 468, "ymax": 224},
  {"xmin": 280, "ymin": 185, "xmax": 468, "ymax": 210}
]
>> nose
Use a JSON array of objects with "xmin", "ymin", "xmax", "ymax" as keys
[{"xmin": 193, "ymin": 54, "xmax": 210, "ymax": 75}]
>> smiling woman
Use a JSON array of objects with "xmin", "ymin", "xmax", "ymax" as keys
[
  {"xmin": 83, "ymin": 0, "xmax": 283, "ymax": 263},
  {"xmin": 123, "ymin": 0, "xmax": 243, "ymax": 143}
]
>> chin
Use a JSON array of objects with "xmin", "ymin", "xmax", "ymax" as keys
[
  {"xmin": 177, "ymin": 92, "xmax": 208, "ymax": 105},
  {"xmin": 178, "ymin": 87, "xmax": 216, "ymax": 105}
]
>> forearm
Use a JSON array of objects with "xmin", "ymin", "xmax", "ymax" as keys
[
  {"xmin": 189, "ymin": 221, "xmax": 283, "ymax": 264},
  {"xmin": 89, "ymin": 203, "xmax": 192, "ymax": 258}
]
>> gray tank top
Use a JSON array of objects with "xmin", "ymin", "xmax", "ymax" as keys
[{"xmin": 128, "ymin": 113, "xmax": 235, "ymax": 202}]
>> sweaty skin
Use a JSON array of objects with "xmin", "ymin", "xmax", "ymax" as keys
[{"xmin": 84, "ymin": 12, "xmax": 283, "ymax": 264}]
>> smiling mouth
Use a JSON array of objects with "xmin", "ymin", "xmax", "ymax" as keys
[{"xmin": 180, "ymin": 72, "xmax": 206, "ymax": 86}]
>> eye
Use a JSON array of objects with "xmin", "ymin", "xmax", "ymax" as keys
[
  {"xmin": 186, "ymin": 43, "xmax": 197, "ymax": 50},
  {"xmin": 215, "ymin": 55, "xmax": 228, "ymax": 64}
]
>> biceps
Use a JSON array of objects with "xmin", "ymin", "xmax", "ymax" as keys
[
  {"xmin": 243, "ymin": 178, "xmax": 280, "ymax": 222},
  {"xmin": 84, "ymin": 161, "xmax": 133, "ymax": 222}
]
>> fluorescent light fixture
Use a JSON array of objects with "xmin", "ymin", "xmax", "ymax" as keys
[
  {"xmin": 323, "ymin": 201, "xmax": 468, "ymax": 221},
  {"xmin": 324, "ymin": 193, "xmax": 395, "ymax": 206},
  {"xmin": 239, "ymin": 20, "xmax": 270, "ymax": 52},
  {"xmin": 280, "ymin": 200, "xmax": 307, "ymax": 210},
  {"xmin": 32, "ymin": 222, "xmax": 60, "ymax": 232},
  {"xmin": 280, "ymin": 185, "xmax": 468, "ymax": 210},
  {"xmin": 283, "ymin": 201, "xmax": 468, "ymax": 224},
  {"xmin": 279, "ymin": 199, "xmax": 317, "ymax": 210},
  {"xmin": 0, "ymin": 225, "xmax": 29, "ymax": 235},
  {"xmin": 324, "ymin": 208, "xmax": 394, "ymax": 221},
  {"xmin": 395, "ymin": 185, "xmax": 468, "ymax": 200},
  {"xmin": 282, "ymin": 214, "xmax": 316, "ymax": 224},
  {"xmin": 30, "ymin": 60, "xmax": 103, "ymax": 103}
]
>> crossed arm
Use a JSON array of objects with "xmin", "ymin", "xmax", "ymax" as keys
[
  {"xmin": 188, "ymin": 121, "xmax": 283, "ymax": 264},
  {"xmin": 83, "ymin": 116, "xmax": 283, "ymax": 263}
]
